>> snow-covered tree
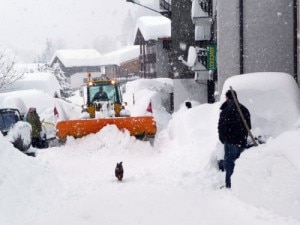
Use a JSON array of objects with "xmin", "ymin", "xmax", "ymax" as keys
[
  {"xmin": 0, "ymin": 48, "xmax": 24, "ymax": 91},
  {"xmin": 52, "ymin": 63, "xmax": 72, "ymax": 98},
  {"xmin": 37, "ymin": 39, "xmax": 54, "ymax": 63}
]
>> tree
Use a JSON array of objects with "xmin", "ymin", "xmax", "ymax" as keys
[
  {"xmin": 52, "ymin": 63, "xmax": 72, "ymax": 98},
  {"xmin": 37, "ymin": 39, "xmax": 54, "ymax": 63},
  {"xmin": 0, "ymin": 48, "xmax": 24, "ymax": 91}
]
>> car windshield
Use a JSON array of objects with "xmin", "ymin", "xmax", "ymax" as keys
[{"xmin": 0, "ymin": 110, "xmax": 20, "ymax": 133}]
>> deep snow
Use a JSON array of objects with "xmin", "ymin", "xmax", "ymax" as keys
[{"xmin": 0, "ymin": 72, "xmax": 300, "ymax": 225}]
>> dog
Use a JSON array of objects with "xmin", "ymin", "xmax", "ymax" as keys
[{"xmin": 115, "ymin": 162, "xmax": 124, "ymax": 181}]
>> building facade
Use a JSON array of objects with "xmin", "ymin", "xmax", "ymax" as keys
[
  {"xmin": 217, "ymin": 0, "xmax": 297, "ymax": 96},
  {"xmin": 49, "ymin": 49, "xmax": 102, "ymax": 78},
  {"xmin": 133, "ymin": 16, "xmax": 172, "ymax": 78}
]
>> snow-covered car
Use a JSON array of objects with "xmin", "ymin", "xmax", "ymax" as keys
[{"xmin": 0, "ymin": 108, "xmax": 34, "ymax": 156}]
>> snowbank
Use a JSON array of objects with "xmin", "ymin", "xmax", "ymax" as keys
[
  {"xmin": 0, "ymin": 96, "xmax": 27, "ymax": 116},
  {"xmin": 7, "ymin": 72, "xmax": 61, "ymax": 97},
  {"xmin": 1, "ymin": 72, "xmax": 300, "ymax": 224},
  {"xmin": 221, "ymin": 72, "xmax": 300, "ymax": 137},
  {"xmin": 234, "ymin": 129, "xmax": 300, "ymax": 220},
  {"xmin": 124, "ymin": 78, "xmax": 173, "ymax": 132},
  {"xmin": 0, "ymin": 134, "xmax": 62, "ymax": 225}
]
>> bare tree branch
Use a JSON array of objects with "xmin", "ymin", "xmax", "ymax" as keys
[{"xmin": 0, "ymin": 48, "xmax": 24, "ymax": 91}]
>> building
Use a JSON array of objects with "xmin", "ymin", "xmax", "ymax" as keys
[
  {"xmin": 158, "ymin": 0, "xmax": 299, "ymax": 109},
  {"xmin": 49, "ymin": 49, "xmax": 102, "ymax": 78},
  {"xmin": 169, "ymin": 0, "xmax": 212, "ymax": 110},
  {"xmin": 133, "ymin": 16, "xmax": 172, "ymax": 78},
  {"xmin": 101, "ymin": 46, "xmax": 140, "ymax": 79},
  {"xmin": 185, "ymin": 0, "xmax": 298, "ymax": 103},
  {"xmin": 217, "ymin": 0, "xmax": 297, "ymax": 96},
  {"xmin": 296, "ymin": 0, "xmax": 299, "ymax": 87},
  {"xmin": 64, "ymin": 46, "xmax": 141, "ymax": 90}
]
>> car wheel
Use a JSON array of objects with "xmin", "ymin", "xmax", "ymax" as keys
[
  {"xmin": 12, "ymin": 135, "xmax": 31, "ymax": 152},
  {"xmin": 7, "ymin": 121, "xmax": 32, "ymax": 152}
]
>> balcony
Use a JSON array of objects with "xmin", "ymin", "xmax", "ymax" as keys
[
  {"xmin": 139, "ymin": 53, "xmax": 157, "ymax": 64},
  {"xmin": 192, "ymin": 0, "xmax": 212, "ymax": 26},
  {"xmin": 159, "ymin": 0, "xmax": 171, "ymax": 18},
  {"xmin": 192, "ymin": 0, "xmax": 213, "ymax": 40},
  {"xmin": 160, "ymin": 0, "xmax": 171, "ymax": 11}
]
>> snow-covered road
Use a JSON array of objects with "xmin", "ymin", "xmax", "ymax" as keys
[{"xmin": 16, "ymin": 126, "xmax": 298, "ymax": 225}]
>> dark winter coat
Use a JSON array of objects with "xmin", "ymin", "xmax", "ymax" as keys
[
  {"xmin": 26, "ymin": 111, "xmax": 42, "ymax": 138},
  {"xmin": 218, "ymin": 99, "xmax": 251, "ymax": 148},
  {"xmin": 92, "ymin": 91, "xmax": 108, "ymax": 102}
]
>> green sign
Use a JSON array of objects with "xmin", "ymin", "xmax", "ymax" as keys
[{"xmin": 207, "ymin": 45, "xmax": 217, "ymax": 70}]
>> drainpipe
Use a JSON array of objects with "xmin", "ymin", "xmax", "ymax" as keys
[
  {"xmin": 239, "ymin": 0, "xmax": 244, "ymax": 74},
  {"xmin": 293, "ymin": 0, "xmax": 298, "ymax": 81}
]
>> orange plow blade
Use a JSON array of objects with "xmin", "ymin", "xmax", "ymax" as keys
[{"xmin": 56, "ymin": 116, "xmax": 156, "ymax": 139}]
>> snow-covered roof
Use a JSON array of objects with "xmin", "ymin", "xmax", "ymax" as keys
[
  {"xmin": 101, "ymin": 46, "xmax": 140, "ymax": 66},
  {"xmin": 134, "ymin": 16, "xmax": 171, "ymax": 42},
  {"xmin": 50, "ymin": 49, "xmax": 102, "ymax": 67},
  {"xmin": 191, "ymin": 0, "xmax": 209, "ymax": 18}
]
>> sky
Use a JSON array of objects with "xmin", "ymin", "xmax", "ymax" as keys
[
  {"xmin": 0, "ymin": 0, "xmax": 158, "ymax": 62},
  {"xmin": 1, "ymin": 71, "xmax": 300, "ymax": 224}
]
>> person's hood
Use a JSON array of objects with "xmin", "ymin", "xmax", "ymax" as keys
[{"xmin": 220, "ymin": 100, "xmax": 228, "ymax": 110}]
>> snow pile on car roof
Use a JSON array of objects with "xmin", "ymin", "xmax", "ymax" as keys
[{"xmin": 221, "ymin": 72, "xmax": 300, "ymax": 137}]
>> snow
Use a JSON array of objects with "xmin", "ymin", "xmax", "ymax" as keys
[
  {"xmin": 0, "ymin": 72, "xmax": 300, "ymax": 224},
  {"xmin": 191, "ymin": 0, "xmax": 209, "ymax": 18},
  {"xmin": 1, "ymin": 72, "xmax": 61, "ymax": 98},
  {"xmin": 0, "ymin": 97, "xmax": 27, "ymax": 116},
  {"xmin": 134, "ymin": 16, "xmax": 171, "ymax": 41},
  {"xmin": 50, "ymin": 49, "xmax": 102, "ymax": 67},
  {"xmin": 101, "ymin": 45, "xmax": 140, "ymax": 66},
  {"xmin": 6, "ymin": 121, "xmax": 32, "ymax": 148},
  {"xmin": 221, "ymin": 72, "xmax": 300, "ymax": 137}
]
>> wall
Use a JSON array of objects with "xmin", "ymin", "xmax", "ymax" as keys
[
  {"xmin": 171, "ymin": 0, "xmax": 195, "ymax": 78},
  {"xmin": 217, "ymin": 0, "xmax": 241, "ymax": 96},
  {"xmin": 217, "ymin": 0, "xmax": 295, "ymax": 96},
  {"xmin": 243, "ymin": 0, "xmax": 294, "ymax": 75},
  {"xmin": 298, "ymin": 0, "xmax": 300, "ymax": 87},
  {"xmin": 172, "ymin": 0, "xmax": 209, "ymax": 111},
  {"xmin": 173, "ymin": 79, "xmax": 207, "ymax": 111},
  {"xmin": 156, "ymin": 41, "xmax": 171, "ymax": 78},
  {"xmin": 120, "ymin": 58, "xmax": 140, "ymax": 77},
  {"xmin": 63, "ymin": 66, "xmax": 101, "ymax": 78}
]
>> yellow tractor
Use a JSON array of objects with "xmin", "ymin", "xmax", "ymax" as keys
[{"xmin": 56, "ymin": 73, "xmax": 156, "ymax": 140}]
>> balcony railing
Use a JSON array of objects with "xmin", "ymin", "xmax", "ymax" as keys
[{"xmin": 160, "ymin": 0, "xmax": 171, "ymax": 11}]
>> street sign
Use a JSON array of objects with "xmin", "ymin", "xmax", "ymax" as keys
[{"xmin": 207, "ymin": 45, "xmax": 217, "ymax": 70}]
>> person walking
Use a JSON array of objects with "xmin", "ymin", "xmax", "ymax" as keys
[
  {"xmin": 218, "ymin": 90, "xmax": 251, "ymax": 188},
  {"xmin": 26, "ymin": 107, "xmax": 42, "ymax": 148}
]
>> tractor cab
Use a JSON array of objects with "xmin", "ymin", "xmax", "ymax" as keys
[{"xmin": 85, "ymin": 76, "xmax": 124, "ymax": 118}]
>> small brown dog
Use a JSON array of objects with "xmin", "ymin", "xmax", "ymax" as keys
[{"xmin": 115, "ymin": 162, "xmax": 124, "ymax": 181}]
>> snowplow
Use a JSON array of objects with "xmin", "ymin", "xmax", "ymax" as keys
[{"xmin": 56, "ymin": 73, "xmax": 156, "ymax": 140}]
